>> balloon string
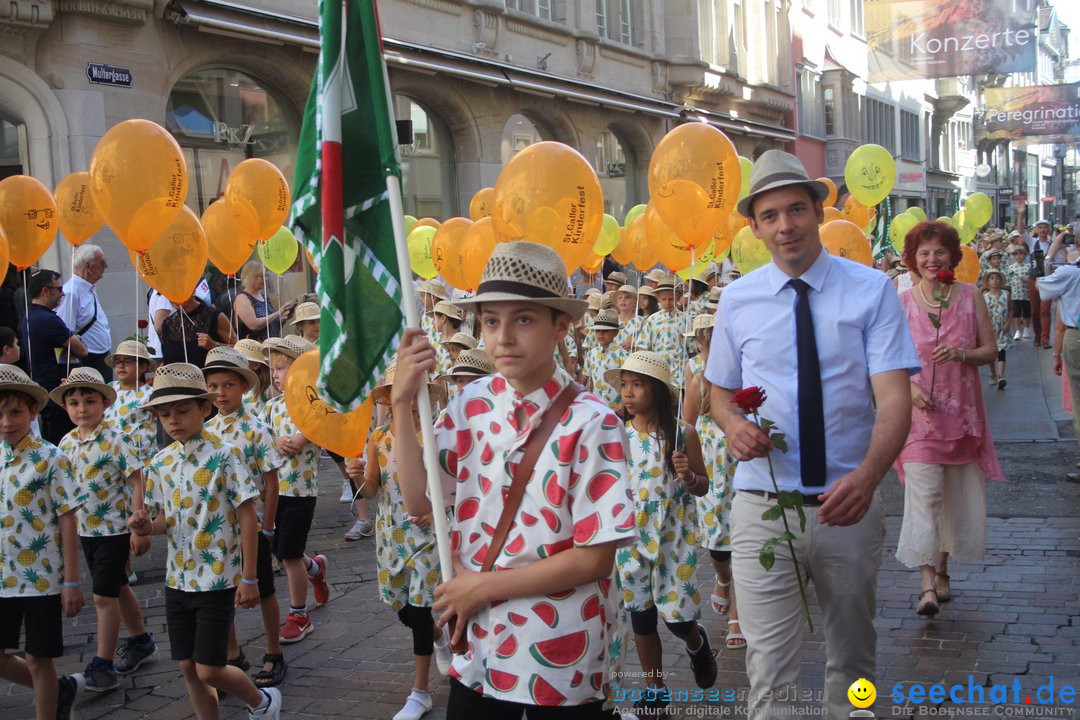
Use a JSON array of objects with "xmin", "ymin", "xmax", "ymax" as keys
[
  {"xmin": 228, "ymin": 276, "xmax": 238, "ymax": 340},
  {"xmin": 66, "ymin": 244, "xmax": 75, "ymax": 378},
  {"xmin": 179, "ymin": 306, "xmax": 189, "ymax": 364},
  {"xmin": 276, "ymin": 276, "xmax": 283, "ymax": 339},
  {"xmin": 22, "ymin": 269, "xmax": 33, "ymax": 382},
  {"xmin": 675, "ymin": 245, "xmax": 695, "ymax": 450},
  {"xmin": 630, "ymin": 272, "xmax": 643, "ymax": 352}
]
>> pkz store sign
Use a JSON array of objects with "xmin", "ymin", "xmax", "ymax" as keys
[
  {"xmin": 212, "ymin": 123, "xmax": 256, "ymax": 145},
  {"xmin": 86, "ymin": 63, "xmax": 132, "ymax": 88}
]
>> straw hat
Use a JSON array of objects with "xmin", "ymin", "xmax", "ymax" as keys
[
  {"xmin": 983, "ymin": 268, "xmax": 1004, "ymax": 281},
  {"xmin": 587, "ymin": 294, "xmax": 602, "ymax": 311},
  {"xmin": 591, "ymin": 309, "xmax": 620, "ymax": 331},
  {"xmin": 603, "ymin": 351, "xmax": 677, "ymax": 400},
  {"xmin": 0, "ymin": 365, "xmax": 49, "ymax": 411},
  {"xmin": 616, "ymin": 284, "xmax": 638, "ymax": 297},
  {"xmin": 653, "ymin": 273, "xmax": 677, "ymax": 291},
  {"xmin": 638, "ymin": 286, "xmax": 657, "ymax": 299},
  {"xmin": 288, "ymin": 301, "xmax": 320, "ymax": 325},
  {"xmin": 705, "ymin": 286, "xmax": 722, "ymax": 311},
  {"xmin": 735, "ymin": 150, "xmax": 830, "ymax": 219},
  {"xmin": 432, "ymin": 300, "xmax": 463, "ymax": 321},
  {"xmin": 600, "ymin": 291, "xmax": 616, "ymax": 309},
  {"xmin": 105, "ymin": 340, "xmax": 155, "ymax": 368},
  {"xmin": 419, "ymin": 280, "xmax": 448, "ymax": 300},
  {"xmin": 444, "ymin": 332, "xmax": 477, "ymax": 350},
  {"xmin": 201, "ymin": 347, "xmax": 260, "ymax": 389},
  {"xmin": 452, "ymin": 241, "xmax": 588, "ymax": 321},
  {"xmin": 235, "ymin": 338, "xmax": 271, "ymax": 367},
  {"xmin": 645, "ymin": 269, "xmax": 668, "ymax": 283},
  {"xmin": 683, "ymin": 314, "xmax": 717, "ymax": 338},
  {"xmin": 605, "ymin": 271, "xmax": 627, "ymax": 286},
  {"xmin": 584, "ymin": 288, "xmax": 602, "ymax": 298},
  {"xmin": 690, "ymin": 268, "xmax": 711, "ymax": 285},
  {"xmin": 372, "ymin": 359, "xmax": 446, "ymax": 406},
  {"xmin": 267, "ymin": 335, "xmax": 315, "ymax": 359},
  {"xmin": 142, "ymin": 363, "xmax": 217, "ymax": 409},
  {"xmin": 443, "ymin": 348, "xmax": 495, "ymax": 379},
  {"xmin": 48, "ymin": 367, "xmax": 116, "ymax": 407}
]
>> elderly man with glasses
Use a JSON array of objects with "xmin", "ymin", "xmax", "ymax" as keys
[{"xmin": 57, "ymin": 243, "xmax": 113, "ymax": 380}]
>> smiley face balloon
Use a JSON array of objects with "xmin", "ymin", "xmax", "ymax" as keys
[
  {"xmin": 847, "ymin": 678, "xmax": 876, "ymax": 709},
  {"xmin": 844, "ymin": 144, "xmax": 895, "ymax": 208}
]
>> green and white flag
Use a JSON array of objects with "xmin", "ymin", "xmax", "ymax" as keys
[{"xmin": 291, "ymin": 0, "xmax": 403, "ymax": 411}]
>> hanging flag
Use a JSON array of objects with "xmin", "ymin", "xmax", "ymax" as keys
[{"xmin": 291, "ymin": 0, "xmax": 403, "ymax": 411}]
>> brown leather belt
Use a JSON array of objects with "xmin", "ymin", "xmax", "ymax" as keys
[{"xmin": 741, "ymin": 489, "xmax": 826, "ymax": 507}]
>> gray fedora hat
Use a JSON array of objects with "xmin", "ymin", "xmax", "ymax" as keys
[{"xmin": 736, "ymin": 150, "xmax": 830, "ymax": 219}]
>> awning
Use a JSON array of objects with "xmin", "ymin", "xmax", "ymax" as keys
[{"xmin": 165, "ymin": 0, "xmax": 319, "ymax": 47}]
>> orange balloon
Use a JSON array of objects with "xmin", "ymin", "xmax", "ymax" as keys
[
  {"xmin": 202, "ymin": 201, "xmax": 256, "ymax": 275},
  {"xmin": 285, "ymin": 349, "xmax": 374, "ymax": 457},
  {"xmin": 469, "ymin": 187, "xmax": 495, "ymax": 221},
  {"xmin": 712, "ymin": 215, "xmax": 735, "ymax": 259},
  {"xmin": 0, "ymin": 226, "xmax": 10, "ymax": 277},
  {"xmin": 460, "ymin": 217, "xmax": 498, "ymax": 290},
  {"xmin": 624, "ymin": 215, "xmax": 657, "ymax": 271},
  {"xmin": 644, "ymin": 204, "xmax": 693, "ymax": 271},
  {"xmin": 89, "ymin": 119, "xmax": 187, "ymax": 253},
  {"xmin": 581, "ymin": 252, "xmax": 605, "ymax": 275},
  {"xmin": 820, "ymin": 220, "xmax": 872, "ymax": 266},
  {"xmin": 225, "ymin": 159, "xmax": 291, "ymax": 243},
  {"xmin": 305, "ymin": 246, "xmax": 319, "ymax": 273},
  {"xmin": 822, "ymin": 207, "xmax": 842, "ymax": 223},
  {"xmin": 817, "ymin": 177, "xmax": 838, "ymax": 208},
  {"xmin": 432, "ymin": 217, "xmax": 473, "ymax": 290},
  {"xmin": 842, "ymin": 195, "xmax": 871, "ymax": 228},
  {"xmin": 610, "ymin": 226, "xmax": 634, "ymax": 266},
  {"xmin": 130, "ymin": 206, "xmax": 208, "ymax": 303},
  {"xmin": 492, "ymin": 141, "xmax": 603, "ymax": 273},
  {"xmin": 55, "ymin": 172, "xmax": 104, "ymax": 246},
  {"xmin": 414, "ymin": 217, "xmax": 442, "ymax": 230},
  {"xmin": 955, "ymin": 246, "xmax": 979, "ymax": 284},
  {"xmin": 648, "ymin": 123, "xmax": 740, "ymax": 249},
  {"xmin": 0, "ymin": 175, "xmax": 57, "ymax": 270}
]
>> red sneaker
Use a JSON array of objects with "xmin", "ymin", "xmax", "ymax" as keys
[
  {"xmin": 279, "ymin": 612, "xmax": 313, "ymax": 644},
  {"xmin": 309, "ymin": 554, "xmax": 330, "ymax": 606}
]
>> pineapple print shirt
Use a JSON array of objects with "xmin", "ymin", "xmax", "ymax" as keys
[
  {"xmin": 206, "ymin": 406, "xmax": 285, "ymax": 507},
  {"xmin": 640, "ymin": 310, "xmax": 688, "ymax": 389},
  {"xmin": 434, "ymin": 365, "xmax": 636, "ymax": 706},
  {"xmin": 105, "ymin": 383, "xmax": 156, "ymax": 465},
  {"xmin": 0, "ymin": 435, "xmax": 84, "ymax": 597},
  {"xmin": 265, "ymin": 396, "xmax": 319, "ymax": 497},
  {"xmin": 583, "ymin": 342, "xmax": 628, "ymax": 411},
  {"xmin": 145, "ymin": 431, "xmax": 259, "ymax": 592},
  {"xmin": 59, "ymin": 423, "xmax": 140, "ymax": 537}
]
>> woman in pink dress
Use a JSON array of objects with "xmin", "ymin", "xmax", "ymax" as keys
[{"xmin": 897, "ymin": 221, "xmax": 1004, "ymax": 617}]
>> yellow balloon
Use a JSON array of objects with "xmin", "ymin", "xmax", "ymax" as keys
[
  {"xmin": 731, "ymin": 225, "xmax": 771, "ymax": 274},
  {"xmin": 907, "ymin": 207, "xmax": 927, "ymax": 222},
  {"xmin": 415, "ymin": 217, "xmax": 441, "ymax": 231},
  {"xmin": 955, "ymin": 211, "xmax": 977, "ymax": 245},
  {"xmin": 469, "ymin": 187, "xmax": 495, "ymax": 221},
  {"xmin": 460, "ymin": 217, "xmax": 498, "ymax": 290},
  {"xmin": 432, "ymin": 217, "xmax": 473, "ymax": 290},
  {"xmin": 594, "ymin": 214, "xmax": 621, "ymax": 255},
  {"xmin": 890, "ymin": 212, "xmax": 919, "ymax": 254},
  {"xmin": 937, "ymin": 215, "xmax": 957, "ymax": 229},
  {"xmin": 130, "ymin": 206, "xmax": 207, "ymax": 303},
  {"xmin": 964, "ymin": 192, "xmax": 992, "ymax": 227},
  {"xmin": 818, "ymin": 177, "xmax": 838, "ymax": 208},
  {"xmin": 955, "ymin": 246, "xmax": 979, "ymax": 283},
  {"xmin": 820, "ymin": 220, "xmax": 872, "ymax": 266},
  {"xmin": 408, "ymin": 225, "xmax": 438, "ymax": 279},
  {"xmin": 225, "ymin": 159, "xmax": 291, "ymax": 244},
  {"xmin": 738, "ymin": 156, "xmax": 754, "ymax": 200},
  {"xmin": 0, "ymin": 175, "xmax": 58, "ymax": 270},
  {"xmin": 55, "ymin": 172, "xmax": 104, "ymax": 247},
  {"xmin": 285, "ymin": 350, "xmax": 374, "ymax": 457},
  {"xmin": 403, "ymin": 215, "xmax": 418, "ymax": 235},
  {"xmin": 676, "ymin": 240, "xmax": 717, "ymax": 280},
  {"xmin": 648, "ymin": 123, "xmax": 740, "ymax": 249},
  {"xmin": 493, "ymin": 142, "xmax": 603, "ymax": 272},
  {"xmin": 624, "ymin": 203, "xmax": 646, "ymax": 227},
  {"xmin": 844, "ymin": 144, "xmax": 895, "ymax": 207},
  {"xmin": 258, "ymin": 226, "xmax": 299, "ymax": 275},
  {"xmin": 90, "ymin": 119, "xmax": 187, "ymax": 253},
  {"xmin": 202, "ymin": 201, "xmax": 255, "ymax": 276}
]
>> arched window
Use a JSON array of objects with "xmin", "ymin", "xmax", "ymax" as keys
[
  {"xmin": 0, "ymin": 116, "xmax": 22, "ymax": 180},
  {"xmin": 596, "ymin": 127, "xmax": 637, "ymax": 220},
  {"xmin": 394, "ymin": 95, "xmax": 455, "ymax": 219},
  {"xmin": 501, "ymin": 113, "xmax": 546, "ymax": 165}
]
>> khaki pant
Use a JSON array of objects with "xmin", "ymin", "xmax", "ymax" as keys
[
  {"xmin": 1064, "ymin": 328, "xmax": 1080, "ymax": 446},
  {"xmin": 731, "ymin": 490, "xmax": 885, "ymax": 720}
]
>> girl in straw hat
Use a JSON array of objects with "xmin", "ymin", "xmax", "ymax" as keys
[
  {"xmin": 614, "ymin": 285, "xmax": 642, "ymax": 351},
  {"xmin": 354, "ymin": 361, "xmax": 450, "ymax": 720},
  {"xmin": 104, "ymin": 340, "xmax": 158, "ymax": 467},
  {"xmin": 287, "ymin": 302, "xmax": 321, "ymax": 344},
  {"xmin": 605, "ymin": 351, "xmax": 716, "ymax": 715},
  {"xmin": 681, "ymin": 317, "xmax": 743, "ymax": 649},
  {"xmin": 234, "ymin": 339, "xmax": 276, "ymax": 418}
]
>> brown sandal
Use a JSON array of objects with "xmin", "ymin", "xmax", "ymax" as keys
[
  {"xmin": 935, "ymin": 572, "xmax": 951, "ymax": 603},
  {"xmin": 916, "ymin": 589, "xmax": 940, "ymax": 617}
]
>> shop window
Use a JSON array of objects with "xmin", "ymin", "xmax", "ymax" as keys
[
  {"xmin": 501, "ymin": 113, "xmax": 547, "ymax": 165},
  {"xmin": 394, "ymin": 95, "xmax": 456, "ymax": 220},
  {"xmin": 0, "ymin": 116, "xmax": 23, "ymax": 181},
  {"xmin": 596, "ymin": 128, "xmax": 637, "ymax": 220}
]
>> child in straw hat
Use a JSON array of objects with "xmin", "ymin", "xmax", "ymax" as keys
[
  {"xmin": 640, "ymin": 276, "xmax": 688, "ymax": 390},
  {"xmin": 104, "ymin": 340, "xmax": 158, "ymax": 466},
  {"xmin": 201, "ymin": 348, "xmax": 288, "ymax": 688},
  {"xmin": 0, "ymin": 365, "xmax": 86, "ymax": 720},
  {"xmin": 431, "ymin": 301, "xmax": 464, "ymax": 380},
  {"xmin": 438, "ymin": 348, "xmax": 494, "ymax": 396},
  {"xmin": 353, "ymin": 361, "xmax": 449, "ymax": 720},
  {"xmin": 391, "ymin": 241, "xmax": 635, "ymax": 716},
  {"xmin": 605, "ymin": 351, "xmax": 716, "ymax": 713},
  {"xmin": 582, "ymin": 310, "xmax": 627, "ymax": 412},
  {"xmin": 614, "ymin": 284, "xmax": 642, "ymax": 350},
  {"xmin": 53, "ymin": 368, "xmax": 158, "ymax": 691},
  {"xmin": 417, "ymin": 280, "xmax": 448, "ymax": 344},
  {"xmin": 288, "ymin": 302, "xmax": 321, "ymax": 344},
  {"xmin": 234, "ymin": 339, "xmax": 275, "ymax": 417},
  {"xmin": 127, "ymin": 363, "xmax": 283, "ymax": 718}
]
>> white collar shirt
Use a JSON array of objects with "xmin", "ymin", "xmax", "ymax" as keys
[{"xmin": 58, "ymin": 274, "xmax": 111, "ymax": 354}]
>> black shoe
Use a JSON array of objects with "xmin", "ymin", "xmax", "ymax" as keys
[
  {"xmin": 687, "ymin": 628, "xmax": 718, "ymax": 689},
  {"xmin": 56, "ymin": 674, "xmax": 84, "ymax": 720},
  {"xmin": 253, "ymin": 653, "xmax": 288, "ymax": 688},
  {"xmin": 115, "ymin": 634, "xmax": 158, "ymax": 675},
  {"xmin": 82, "ymin": 659, "xmax": 118, "ymax": 693},
  {"xmin": 227, "ymin": 650, "xmax": 251, "ymax": 672}
]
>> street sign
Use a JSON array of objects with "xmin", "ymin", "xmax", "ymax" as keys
[{"xmin": 86, "ymin": 63, "xmax": 133, "ymax": 88}]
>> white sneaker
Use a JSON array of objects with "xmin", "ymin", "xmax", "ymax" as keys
[
  {"xmin": 249, "ymin": 687, "xmax": 282, "ymax": 719},
  {"xmin": 339, "ymin": 482, "xmax": 354, "ymax": 503},
  {"xmin": 1023, "ymin": 327, "xmax": 1033, "ymax": 340},
  {"xmin": 1013, "ymin": 330, "xmax": 1022, "ymax": 341},
  {"xmin": 433, "ymin": 626, "xmax": 452, "ymax": 676},
  {"xmin": 392, "ymin": 689, "xmax": 432, "ymax": 720}
]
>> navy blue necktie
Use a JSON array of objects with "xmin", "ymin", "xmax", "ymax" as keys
[{"xmin": 789, "ymin": 278, "xmax": 826, "ymax": 489}]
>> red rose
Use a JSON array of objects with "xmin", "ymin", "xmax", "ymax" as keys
[
  {"xmin": 733, "ymin": 386, "xmax": 766, "ymax": 415},
  {"xmin": 936, "ymin": 269, "xmax": 955, "ymax": 285},
  {"xmin": 137, "ymin": 319, "xmax": 148, "ymax": 329}
]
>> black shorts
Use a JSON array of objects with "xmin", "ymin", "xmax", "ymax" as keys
[
  {"xmin": 0, "ymin": 595, "xmax": 63, "ymax": 658},
  {"xmin": 165, "ymin": 588, "xmax": 235, "ymax": 666},
  {"xmin": 447, "ymin": 679, "xmax": 619, "ymax": 719},
  {"xmin": 272, "ymin": 496, "xmax": 317, "ymax": 560},
  {"xmin": 327, "ymin": 450, "xmax": 344, "ymax": 463},
  {"xmin": 1013, "ymin": 299, "xmax": 1031, "ymax": 318},
  {"xmin": 80, "ymin": 534, "xmax": 131, "ymax": 598},
  {"xmin": 257, "ymin": 533, "xmax": 275, "ymax": 599}
]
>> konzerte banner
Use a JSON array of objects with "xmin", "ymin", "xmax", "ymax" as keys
[
  {"xmin": 866, "ymin": 0, "xmax": 1037, "ymax": 82},
  {"xmin": 983, "ymin": 83, "xmax": 1080, "ymax": 143}
]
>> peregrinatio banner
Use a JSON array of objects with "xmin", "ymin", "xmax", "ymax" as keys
[
  {"xmin": 867, "ymin": 0, "xmax": 1037, "ymax": 82},
  {"xmin": 983, "ymin": 82, "xmax": 1080, "ymax": 144}
]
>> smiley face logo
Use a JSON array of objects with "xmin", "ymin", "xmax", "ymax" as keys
[{"xmin": 848, "ymin": 678, "xmax": 876, "ymax": 709}]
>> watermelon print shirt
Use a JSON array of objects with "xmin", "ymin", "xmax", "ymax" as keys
[{"xmin": 434, "ymin": 364, "xmax": 636, "ymax": 706}]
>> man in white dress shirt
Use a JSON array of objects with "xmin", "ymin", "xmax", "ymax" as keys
[
  {"xmin": 706, "ymin": 151, "xmax": 921, "ymax": 719},
  {"xmin": 57, "ymin": 244, "xmax": 113, "ymax": 380}
]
